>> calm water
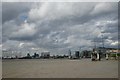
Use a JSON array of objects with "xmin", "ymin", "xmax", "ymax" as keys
[{"xmin": 2, "ymin": 59, "xmax": 118, "ymax": 78}]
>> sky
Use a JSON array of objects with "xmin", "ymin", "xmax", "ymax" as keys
[{"xmin": 1, "ymin": 2, "xmax": 118, "ymax": 56}]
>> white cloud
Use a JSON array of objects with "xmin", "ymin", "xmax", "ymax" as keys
[
  {"xmin": 10, "ymin": 21, "xmax": 36, "ymax": 39},
  {"xmin": 90, "ymin": 2, "xmax": 117, "ymax": 15},
  {"xmin": 28, "ymin": 2, "xmax": 96, "ymax": 22},
  {"xmin": 19, "ymin": 43, "xmax": 24, "ymax": 48},
  {"xmin": 2, "ymin": 2, "xmax": 118, "ymax": 55},
  {"xmin": 111, "ymin": 41, "xmax": 118, "ymax": 46}
]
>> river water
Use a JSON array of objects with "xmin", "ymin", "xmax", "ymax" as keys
[{"xmin": 2, "ymin": 59, "xmax": 118, "ymax": 78}]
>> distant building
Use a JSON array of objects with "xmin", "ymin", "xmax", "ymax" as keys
[
  {"xmin": 109, "ymin": 50, "xmax": 120, "ymax": 53},
  {"xmin": 32, "ymin": 53, "xmax": 39, "ymax": 59},
  {"xmin": 41, "ymin": 52, "xmax": 50, "ymax": 59},
  {"xmin": 96, "ymin": 47, "xmax": 119, "ymax": 53},
  {"xmin": 2, "ymin": 50, "xmax": 16, "ymax": 59},
  {"xmin": 94, "ymin": 47, "xmax": 120, "ymax": 60},
  {"xmin": 82, "ymin": 50, "xmax": 91, "ymax": 58},
  {"xmin": 2, "ymin": 50, "xmax": 22, "ymax": 59},
  {"xmin": 24, "ymin": 53, "xmax": 32, "ymax": 59},
  {"xmin": 70, "ymin": 51, "xmax": 80, "ymax": 59},
  {"xmin": 68, "ymin": 49, "xmax": 72, "ymax": 59},
  {"xmin": 75, "ymin": 51, "xmax": 80, "ymax": 58}
]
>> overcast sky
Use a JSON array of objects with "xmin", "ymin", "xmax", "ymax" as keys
[{"xmin": 2, "ymin": 2, "xmax": 118, "ymax": 56}]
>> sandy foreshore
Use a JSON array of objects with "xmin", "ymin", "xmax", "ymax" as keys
[{"xmin": 2, "ymin": 59, "xmax": 118, "ymax": 78}]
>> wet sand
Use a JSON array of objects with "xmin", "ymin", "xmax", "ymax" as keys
[{"xmin": 2, "ymin": 59, "xmax": 118, "ymax": 78}]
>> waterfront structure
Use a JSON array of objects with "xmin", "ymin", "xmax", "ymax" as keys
[
  {"xmin": 105, "ymin": 48, "xmax": 120, "ymax": 60},
  {"xmin": 106, "ymin": 50, "xmax": 109, "ymax": 60},
  {"xmin": 2, "ymin": 50, "xmax": 11, "ymax": 59},
  {"xmin": 75, "ymin": 51, "xmax": 80, "ymax": 59},
  {"xmin": 32, "ymin": 53, "xmax": 39, "ymax": 59},
  {"xmin": 82, "ymin": 50, "xmax": 91, "ymax": 58},
  {"xmin": 2, "ymin": 50, "xmax": 21, "ymax": 59},
  {"xmin": 41, "ymin": 52, "xmax": 50, "ymax": 59},
  {"xmin": 70, "ymin": 51, "xmax": 80, "ymax": 59},
  {"xmin": 91, "ymin": 48, "xmax": 102, "ymax": 61},
  {"xmin": 91, "ymin": 49, "xmax": 97, "ymax": 61},
  {"xmin": 68, "ymin": 49, "xmax": 72, "ymax": 59}
]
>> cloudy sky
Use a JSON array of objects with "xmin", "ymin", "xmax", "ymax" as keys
[{"xmin": 2, "ymin": 2, "xmax": 118, "ymax": 56}]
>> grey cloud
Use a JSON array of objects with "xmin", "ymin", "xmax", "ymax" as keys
[
  {"xmin": 2, "ymin": 2, "xmax": 32, "ymax": 24},
  {"xmin": 0, "ymin": 2, "xmax": 2, "ymax": 45},
  {"xmin": 2, "ymin": 2, "xmax": 118, "ymax": 55}
]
